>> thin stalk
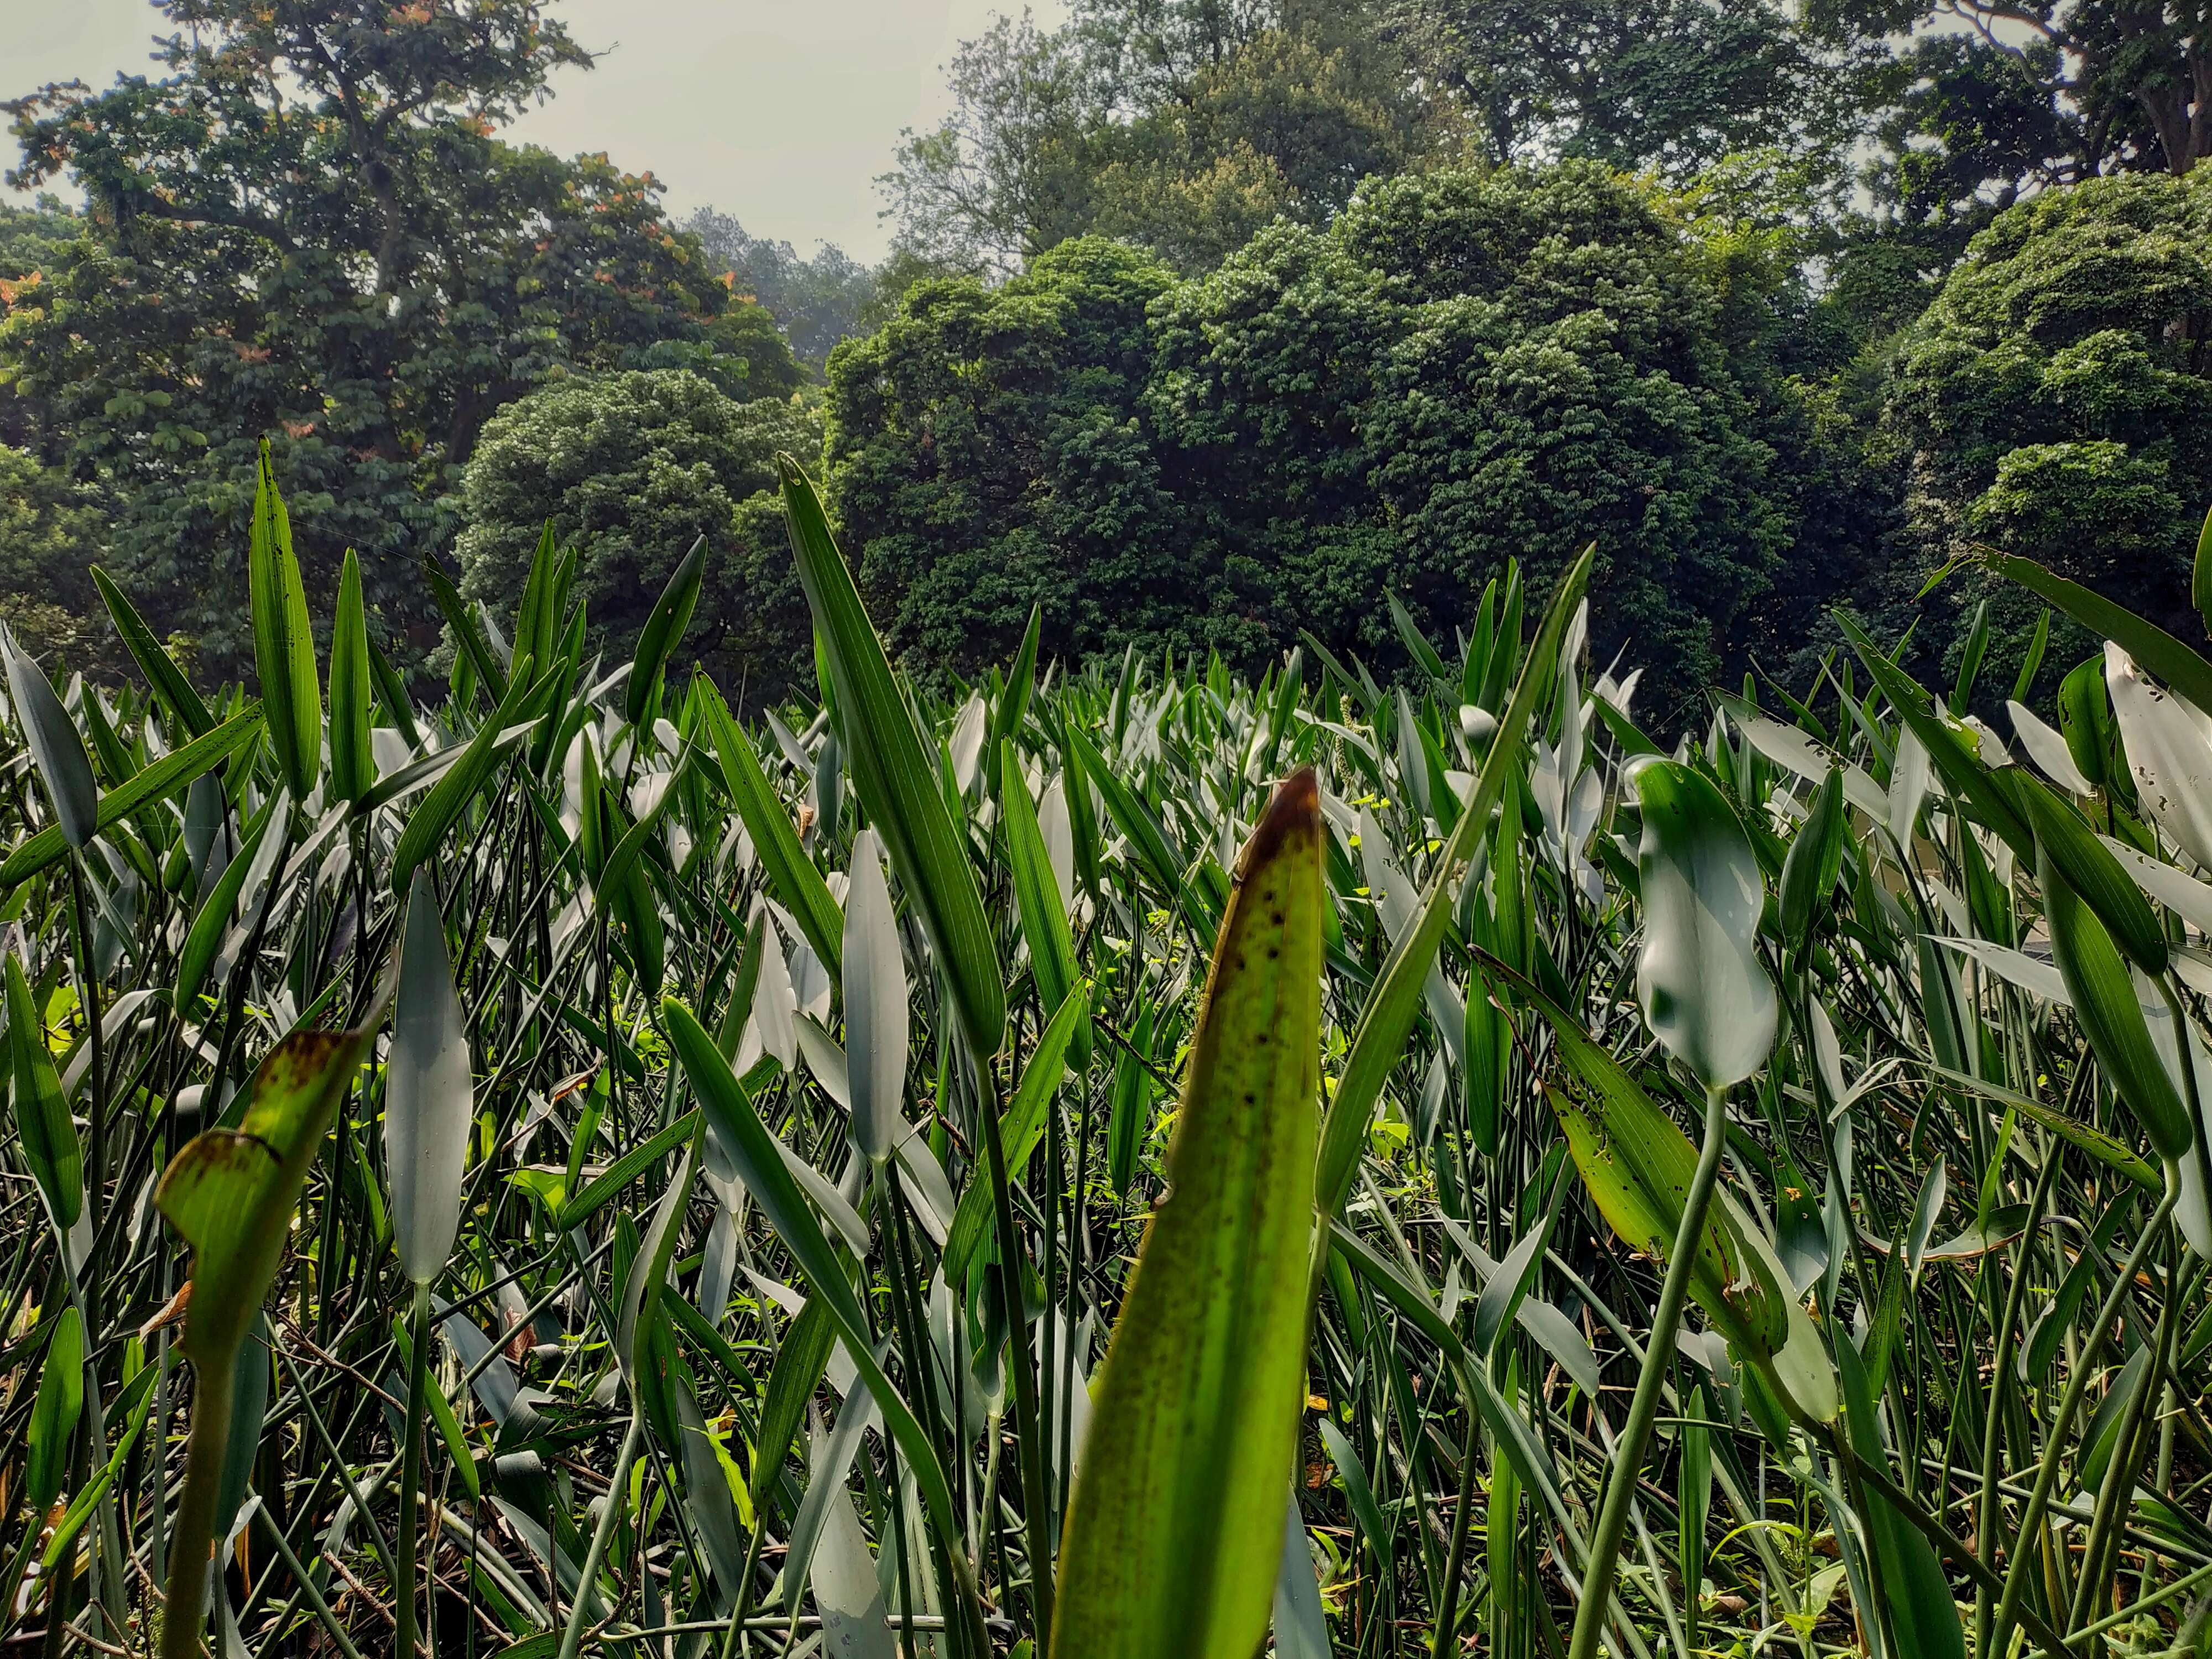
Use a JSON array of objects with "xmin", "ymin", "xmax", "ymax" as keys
[
  {"xmin": 1987, "ymin": 1172, "xmax": 2180, "ymax": 1659},
  {"xmin": 158, "ymin": 1343, "xmax": 237, "ymax": 1659},
  {"xmin": 1564, "ymin": 1081, "xmax": 1730, "ymax": 1659},
  {"xmin": 555, "ymin": 1407, "xmax": 643, "ymax": 1659},
  {"xmin": 1975, "ymin": 1144, "xmax": 2063, "ymax": 1652},
  {"xmin": 395, "ymin": 1284, "xmax": 432, "ymax": 1659},
  {"xmin": 1430, "ymin": 1408, "xmax": 1484, "ymax": 1655}
]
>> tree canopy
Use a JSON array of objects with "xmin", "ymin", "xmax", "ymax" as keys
[
  {"xmin": 0, "ymin": 0, "xmax": 791, "ymax": 678},
  {"xmin": 456, "ymin": 369, "xmax": 821, "ymax": 702}
]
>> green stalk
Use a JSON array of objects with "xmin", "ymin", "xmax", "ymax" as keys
[
  {"xmin": 1430, "ymin": 1408, "xmax": 1484, "ymax": 1655},
  {"xmin": 556, "ymin": 1407, "xmax": 643, "ymax": 1659},
  {"xmin": 394, "ymin": 1283, "xmax": 431, "ymax": 1659},
  {"xmin": 975, "ymin": 1055, "xmax": 1054, "ymax": 1644},
  {"xmin": 2066, "ymin": 1227, "xmax": 2181, "ymax": 1630},
  {"xmin": 1975, "ymin": 1145, "xmax": 2063, "ymax": 1652},
  {"xmin": 159, "ymin": 1344, "xmax": 237, "ymax": 1659},
  {"xmin": 1564, "ymin": 1082, "xmax": 1730, "ymax": 1659},
  {"xmin": 1986, "ymin": 1171, "xmax": 2179, "ymax": 1659}
]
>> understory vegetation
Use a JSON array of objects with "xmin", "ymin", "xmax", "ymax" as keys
[{"xmin": 0, "ymin": 447, "xmax": 2209, "ymax": 1659}]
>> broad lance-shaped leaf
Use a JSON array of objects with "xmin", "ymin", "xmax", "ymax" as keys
[
  {"xmin": 1633, "ymin": 759, "xmax": 1777, "ymax": 1091},
  {"xmin": 2105, "ymin": 643, "xmax": 2212, "ymax": 874},
  {"xmin": 25, "ymin": 1304, "xmax": 84, "ymax": 1519},
  {"xmin": 1314, "ymin": 545, "xmax": 1592, "ymax": 1233},
  {"xmin": 155, "ymin": 996, "xmax": 388, "ymax": 1659},
  {"xmin": 779, "ymin": 457, "xmax": 1004, "ymax": 1061},
  {"xmin": 387, "ymin": 869, "xmax": 474, "ymax": 1285},
  {"xmin": 389, "ymin": 652, "xmax": 540, "ymax": 891},
  {"xmin": 1053, "ymin": 766, "xmax": 1326, "ymax": 1659},
  {"xmin": 627, "ymin": 533, "xmax": 705, "ymax": 726},
  {"xmin": 698, "ymin": 676, "xmax": 843, "ymax": 974},
  {"xmin": 0, "ymin": 707, "xmax": 263, "ymax": 891},
  {"xmin": 7, "ymin": 951, "xmax": 84, "ymax": 1230},
  {"xmin": 92, "ymin": 565, "xmax": 214, "ymax": 738},
  {"xmin": 842, "ymin": 826, "xmax": 907, "ymax": 1166},
  {"xmin": 2, "ymin": 632, "xmax": 98, "ymax": 850},
  {"xmin": 1002, "ymin": 738, "xmax": 1086, "ymax": 1066},
  {"xmin": 2040, "ymin": 843, "xmax": 2195, "ymax": 1162},
  {"xmin": 247, "ymin": 440, "xmax": 322, "ymax": 802},
  {"xmin": 662, "ymin": 994, "xmax": 987, "ymax": 1640},
  {"xmin": 328, "ymin": 549, "xmax": 373, "ymax": 807}
]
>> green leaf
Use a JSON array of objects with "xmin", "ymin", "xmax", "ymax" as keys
[
  {"xmin": 697, "ymin": 677, "xmax": 842, "ymax": 975},
  {"xmin": 174, "ymin": 789, "xmax": 284, "ymax": 1016},
  {"xmin": 1052, "ymin": 769, "xmax": 1326, "ymax": 1659},
  {"xmin": 943, "ymin": 981, "xmax": 1087, "ymax": 1291},
  {"xmin": 1316, "ymin": 546, "xmax": 1591, "ymax": 1231},
  {"xmin": 2, "ymin": 632, "xmax": 99, "ymax": 850},
  {"xmin": 0, "ymin": 707, "xmax": 263, "ymax": 891},
  {"xmin": 247, "ymin": 441, "xmax": 322, "ymax": 802},
  {"xmin": 1985, "ymin": 547, "xmax": 2212, "ymax": 718},
  {"xmin": 662, "ymin": 995, "xmax": 973, "ymax": 1574},
  {"xmin": 555, "ymin": 1110, "xmax": 702, "ymax": 1233},
  {"xmin": 779, "ymin": 457, "xmax": 1003, "ymax": 1061},
  {"xmin": 388, "ymin": 869, "xmax": 474, "ymax": 1285},
  {"xmin": 1633, "ymin": 760, "xmax": 1777, "ymax": 1091},
  {"xmin": 842, "ymin": 826, "xmax": 907, "ymax": 1166},
  {"xmin": 1834, "ymin": 1334, "xmax": 1965, "ymax": 1659},
  {"xmin": 1001, "ymin": 739, "xmax": 1083, "ymax": 1063},
  {"xmin": 328, "ymin": 549, "xmax": 374, "ymax": 807},
  {"xmin": 389, "ymin": 655, "xmax": 540, "ymax": 892},
  {"xmin": 626, "ymin": 534, "xmax": 706, "ymax": 727},
  {"xmin": 1778, "ymin": 768, "xmax": 1845, "ymax": 951},
  {"xmin": 2039, "ymin": 843, "xmax": 2194, "ymax": 1161},
  {"xmin": 2013, "ymin": 771, "xmax": 2166, "ymax": 974},
  {"xmin": 25, "ymin": 1306, "xmax": 84, "ymax": 1516},
  {"xmin": 423, "ymin": 558, "xmax": 507, "ymax": 705},
  {"xmin": 158, "ymin": 1003, "xmax": 387, "ymax": 1372},
  {"xmin": 91, "ymin": 566, "xmax": 213, "ymax": 738},
  {"xmin": 8, "ymin": 951, "xmax": 84, "ymax": 1229},
  {"xmin": 1838, "ymin": 612, "xmax": 2035, "ymax": 862}
]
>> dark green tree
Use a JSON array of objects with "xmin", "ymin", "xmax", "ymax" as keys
[
  {"xmin": 1150, "ymin": 163, "xmax": 1818, "ymax": 708},
  {"xmin": 825, "ymin": 237, "xmax": 1204, "ymax": 674},
  {"xmin": 684, "ymin": 210, "xmax": 880, "ymax": 374},
  {"xmin": 1884, "ymin": 168, "xmax": 2212, "ymax": 676},
  {"xmin": 1, "ymin": 0, "xmax": 786, "ymax": 677},
  {"xmin": 455, "ymin": 369, "xmax": 821, "ymax": 703}
]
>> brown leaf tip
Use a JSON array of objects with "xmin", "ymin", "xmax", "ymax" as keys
[{"xmin": 1244, "ymin": 765, "xmax": 1321, "ymax": 870}]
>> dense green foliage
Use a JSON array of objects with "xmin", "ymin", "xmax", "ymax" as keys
[
  {"xmin": 4, "ymin": 455, "xmax": 2212, "ymax": 1659},
  {"xmin": 1887, "ymin": 169, "xmax": 2212, "ymax": 677},
  {"xmin": 0, "ymin": 0, "xmax": 791, "ymax": 680},
  {"xmin": 831, "ymin": 164, "xmax": 1862, "ymax": 712},
  {"xmin": 455, "ymin": 369, "xmax": 821, "ymax": 704}
]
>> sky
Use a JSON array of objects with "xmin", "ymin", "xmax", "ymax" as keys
[{"xmin": 3, "ymin": 0, "xmax": 1066, "ymax": 262}]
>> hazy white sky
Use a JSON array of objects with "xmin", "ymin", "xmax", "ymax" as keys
[{"xmin": 3, "ymin": 0, "xmax": 1067, "ymax": 260}]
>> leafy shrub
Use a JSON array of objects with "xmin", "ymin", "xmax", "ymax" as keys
[
  {"xmin": 1887, "ymin": 168, "xmax": 2212, "ymax": 677},
  {"xmin": 455, "ymin": 369, "xmax": 821, "ymax": 701}
]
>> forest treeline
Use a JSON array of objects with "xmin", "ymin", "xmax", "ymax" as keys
[{"xmin": 4, "ymin": 0, "xmax": 2211, "ymax": 717}]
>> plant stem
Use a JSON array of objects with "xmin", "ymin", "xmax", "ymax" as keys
[
  {"xmin": 159, "ymin": 1343, "xmax": 237, "ymax": 1659},
  {"xmin": 556, "ymin": 1406, "xmax": 643, "ymax": 1659},
  {"xmin": 395, "ymin": 1283, "xmax": 431, "ymax": 1659},
  {"xmin": 1564, "ymin": 1081, "xmax": 1730, "ymax": 1659},
  {"xmin": 1986, "ymin": 1171, "xmax": 2179, "ymax": 1659}
]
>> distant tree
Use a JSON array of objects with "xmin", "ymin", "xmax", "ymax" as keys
[
  {"xmin": 1389, "ymin": 0, "xmax": 1851, "ymax": 180},
  {"xmin": 684, "ymin": 210, "xmax": 880, "ymax": 373},
  {"xmin": 831, "ymin": 164, "xmax": 1857, "ymax": 711},
  {"xmin": 455, "ymin": 369, "xmax": 821, "ymax": 703},
  {"xmin": 0, "ymin": 444, "xmax": 117, "ymax": 672},
  {"xmin": 825, "ymin": 238, "xmax": 1199, "ymax": 673},
  {"xmin": 1, "ymin": 0, "xmax": 775, "ymax": 678},
  {"xmin": 880, "ymin": 1, "xmax": 1430, "ymax": 275},
  {"xmin": 1884, "ymin": 169, "xmax": 2212, "ymax": 679}
]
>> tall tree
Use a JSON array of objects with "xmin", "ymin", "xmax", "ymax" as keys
[
  {"xmin": 2, "ymin": 0, "xmax": 782, "ymax": 676},
  {"xmin": 880, "ymin": 0, "xmax": 1430, "ymax": 276},
  {"xmin": 684, "ymin": 210, "xmax": 880, "ymax": 373}
]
